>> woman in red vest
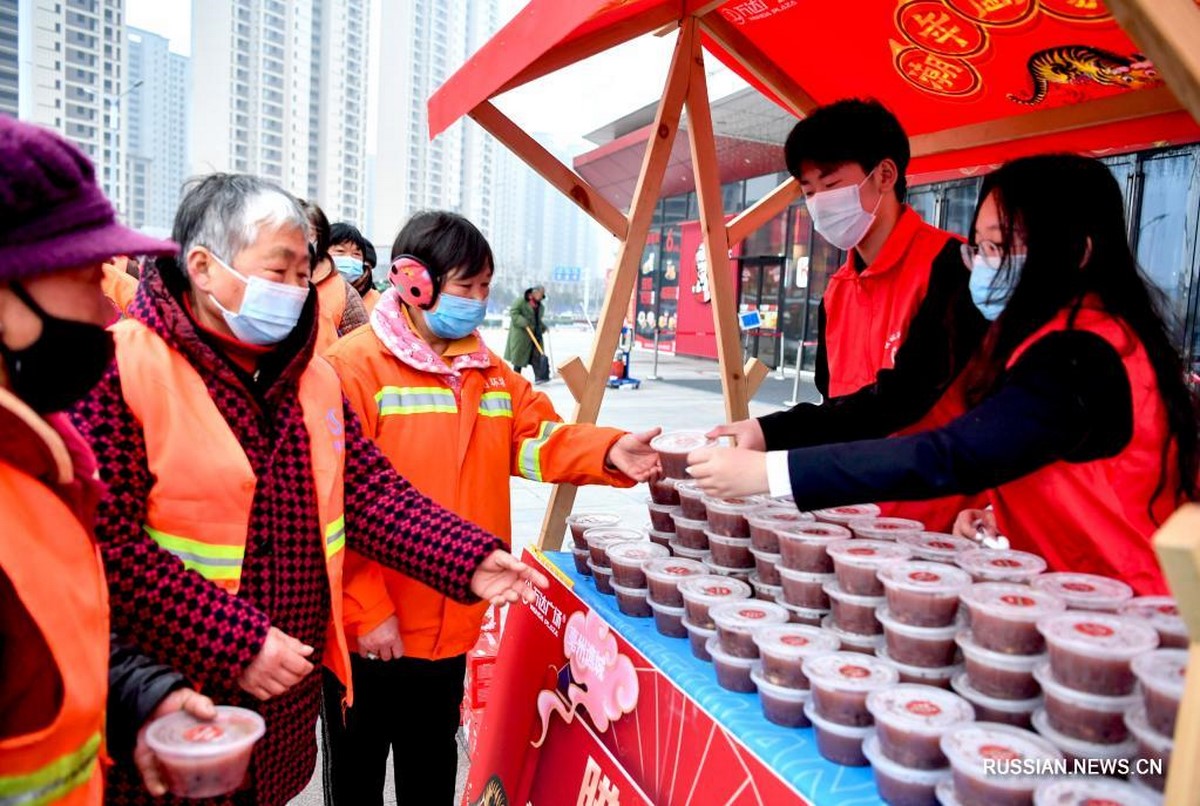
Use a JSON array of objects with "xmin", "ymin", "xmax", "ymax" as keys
[{"xmin": 689, "ymin": 154, "xmax": 1197, "ymax": 595}]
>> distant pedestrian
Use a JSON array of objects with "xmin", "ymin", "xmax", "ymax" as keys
[
  {"xmin": 504, "ymin": 285, "xmax": 549, "ymax": 383},
  {"xmin": 329, "ymin": 222, "xmax": 381, "ymax": 314}
]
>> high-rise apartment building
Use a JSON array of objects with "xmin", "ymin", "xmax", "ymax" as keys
[
  {"xmin": 190, "ymin": 0, "xmax": 367, "ymax": 225},
  {"xmin": 125, "ymin": 26, "xmax": 188, "ymax": 234},
  {"xmin": 0, "ymin": 0, "xmax": 18, "ymax": 116},
  {"xmin": 18, "ymin": 0, "xmax": 128, "ymax": 209}
]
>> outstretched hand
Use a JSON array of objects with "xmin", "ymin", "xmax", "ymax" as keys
[
  {"xmin": 606, "ymin": 427, "xmax": 663, "ymax": 482},
  {"xmin": 471, "ymin": 550, "xmax": 550, "ymax": 607},
  {"xmin": 136, "ymin": 688, "xmax": 217, "ymax": 796},
  {"xmin": 705, "ymin": 419, "xmax": 766, "ymax": 452},
  {"xmin": 686, "ymin": 446, "xmax": 769, "ymax": 499}
]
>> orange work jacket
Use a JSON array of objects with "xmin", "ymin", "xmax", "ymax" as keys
[
  {"xmin": 315, "ymin": 271, "xmax": 348, "ymax": 354},
  {"xmin": 102, "ymin": 258, "xmax": 139, "ymax": 315}
]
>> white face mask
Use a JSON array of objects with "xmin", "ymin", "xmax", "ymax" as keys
[
  {"xmin": 806, "ymin": 168, "xmax": 882, "ymax": 251},
  {"xmin": 208, "ymin": 253, "xmax": 309, "ymax": 345}
]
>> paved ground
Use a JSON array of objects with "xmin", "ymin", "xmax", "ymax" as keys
[{"xmin": 288, "ymin": 325, "xmax": 818, "ymax": 804}]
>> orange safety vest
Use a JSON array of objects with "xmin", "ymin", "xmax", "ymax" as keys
[
  {"xmin": 823, "ymin": 207, "xmax": 956, "ymax": 397},
  {"xmin": 361, "ymin": 288, "xmax": 381, "ymax": 316},
  {"xmin": 0, "ymin": 395, "xmax": 108, "ymax": 805},
  {"xmin": 102, "ymin": 258, "xmax": 139, "ymax": 316},
  {"xmin": 110, "ymin": 319, "xmax": 355, "ymax": 697},
  {"xmin": 989, "ymin": 305, "xmax": 1178, "ymax": 595},
  {"xmin": 315, "ymin": 272, "xmax": 348, "ymax": 353}
]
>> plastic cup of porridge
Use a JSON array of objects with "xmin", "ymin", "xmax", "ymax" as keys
[
  {"xmin": 847, "ymin": 516, "xmax": 924, "ymax": 541},
  {"xmin": 650, "ymin": 430, "xmax": 714, "ymax": 480},
  {"xmin": 782, "ymin": 602, "xmax": 829, "ymax": 627},
  {"xmin": 778, "ymin": 567, "xmax": 835, "ymax": 610},
  {"xmin": 1032, "ymin": 662, "xmax": 1139, "ymax": 744},
  {"xmin": 803, "ymin": 701, "xmax": 872, "ymax": 766},
  {"xmin": 143, "ymin": 706, "xmax": 266, "ymax": 799},
  {"xmin": 1033, "ymin": 776, "xmax": 1162, "ymax": 806},
  {"xmin": 877, "ymin": 606, "xmax": 963, "ymax": 668},
  {"xmin": 959, "ymin": 583, "xmax": 1067, "ymax": 655},
  {"xmin": 1131, "ymin": 648, "xmax": 1187, "ymax": 737},
  {"xmin": 1120, "ymin": 596, "xmax": 1189, "ymax": 649},
  {"xmin": 867, "ymin": 684, "xmax": 976, "ymax": 770},
  {"xmin": 748, "ymin": 509, "xmax": 816, "ymax": 553},
  {"xmin": 949, "ymin": 672, "xmax": 1040, "ymax": 730},
  {"xmin": 668, "ymin": 542, "xmax": 709, "ymax": 563},
  {"xmin": 584, "ymin": 527, "xmax": 644, "ymax": 568},
  {"xmin": 750, "ymin": 667, "xmax": 811, "ymax": 727},
  {"xmin": 566, "ymin": 512, "xmax": 620, "ymax": 543},
  {"xmin": 748, "ymin": 547, "xmax": 781, "ymax": 585},
  {"xmin": 827, "ymin": 540, "xmax": 913, "ymax": 596},
  {"xmin": 821, "ymin": 615, "xmax": 885, "ymax": 655},
  {"xmin": 674, "ymin": 479, "xmax": 709, "ymax": 520},
  {"xmin": 898, "ymin": 532, "xmax": 981, "ymax": 564},
  {"xmin": 803, "ymin": 651, "xmax": 900, "ymax": 727},
  {"xmin": 1030, "ymin": 572, "xmax": 1134, "ymax": 613},
  {"xmin": 611, "ymin": 581, "xmax": 652, "ymax": 618},
  {"xmin": 649, "ymin": 477, "xmax": 680, "ymax": 506},
  {"xmin": 776, "ymin": 522, "xmax": 852, "ymax": 573},
  {"xmin": 878, "ymin": 561, "xmax": 972, "ymax": 628},
  {"xmin": 955, "ymin": 549, "xmax": 1047, "ymax": 584},
  {"xmin": 877, "ymin": 646, "xmax": 961, "ymax": 690},
  {"xmin": 671, "ymin": 515, "xmax": 710, "ymax": 549},
  {"xmin": 643, "ymin": 557, "xmax": 708, "ymax": 606},
  {"xmin": 956, "ymin": 630, "xmax": 1044, "ymax": 700},
  {"xmin": 646, "ymin": 500, "xmax": 681, "ymax": 533},
  {"xmin": 677, "ymin": 574, "xmax": 753, "ymax": 629},
  {"xmin": 587, "ymin": 560, "xmax": 615, "ymax": 594},
  {"xmin": 706, "ymin": 531, "xmax": 754, "ymax": 569},
  {"xmin": 683, "ymin": 617, "xmax": 717, "ymax": 661},
  {"xmin": 823, "ymin": 580, "xmax": 885, "ymax": 636},
  {"xmin": 648, "ymin": 597, "xmax": 688, "ymax": 638},
  {"xmin": 705, "ymin": 637, "xmax": 758, "ymax": 692},
  {"xmin": 939, "ymin": 722, "xmax": 1063, "ymax": 806},
  {"xmin": 702, "ymin": 496, "xmax": 766, "ymax": 538},
  {"xmin": 813, "ymin": 503, "xmax": 882, "ymax": 526},
  {"xmin": 1030, "ymin": 708, "xmax": 1137, "ymax": 764},
  {"xmin": 708, "ymin": 600, "xmax": 789, "ymax": 658},
  {"xmin": 570, "ymin": 545, "xmax": 592, "ymax": 576},
  {"xmin": 606, "ymin": 541, "xmax": 670, "ymax": 588},
  {"xmin": 1037, "ymin": 612, "xmax": 1159, "ymax": 696},
  {"xmin": 752, "ymin": 624, "xmax": 840, "ymax": 689},
  {"xmin": 1124, "ymin": 704, "xmax": 1172, "ymax": 793},
  {"xmin": 647, "ymin": 528, "xmax": 674, "ymax": 551},
  {"xmin": 862, "ymin": 733, "xmax": 950, "ymax": 806},
  {"xmin": 748, "ymin": 572, "xmax": 783, "ymax": 604}
]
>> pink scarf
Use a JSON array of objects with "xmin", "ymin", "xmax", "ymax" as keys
[{"xmin": 370, "ymin": 288, "xmax": 492, "ymax": 395}]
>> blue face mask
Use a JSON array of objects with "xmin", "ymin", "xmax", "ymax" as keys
[
  {"xmin": 333, "ymin": 255, "xmax": 364, "ymax": 280},
  {"xmin": 424, "ymin": 291, "xmax": 487, "ymax": 339},
  {"xmin": 969, "ymin": 253, "xmax": 1025, "ymax": 321},
  {"xmin": 208, "ymin": 253, "xmax": 309, "ymax": 345}
]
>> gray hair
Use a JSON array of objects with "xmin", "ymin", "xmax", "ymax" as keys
[{"xmin": 173, "ymin": 173, "xmax": 309, "ymax": 264}]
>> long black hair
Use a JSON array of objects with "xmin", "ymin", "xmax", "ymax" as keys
[{"xmin": 965, "ymin": 153, "xmax": 1197, "ymax": 505}]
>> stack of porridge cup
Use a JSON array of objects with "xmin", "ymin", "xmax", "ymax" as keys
[
  {"xmin": 704, "ymin": 599, "xmax": 789, "ymax": 692},
  {"xmin": 565, "ymin": 512, "xmax": 621, "ymax": 576},
  {"xmin": 876, "ymin": 561, "xmax": 972, "ymax": 689},
  {"xmin": 579, "ymin": 524, "xmax": 644, "ymax": 596},
  {"xmin": 676, "ymin": 574, "xmax": 752, "ymax": 661},
  {"xmin": 750, "ymin": 625, "xmax": 839, "ymax": 728},
  {"xmin": 746, "ymin": 509, "xmax": 816, "ymax": 603},
  {"xmin": 1126, "ymin": 646, "xmax": 1186, "ymax": 795},
  {"xmin": 642, "ymin": 557, "xmax": 709, "ymax": 644},
  {"xmin": 801, "ymin": 651, "xmax": 900, "ymax": 766},
  {"xmin": 604, "ymin": 539, "xmax": 671, "ymax": 618},
  {"xmin": 647, "ymin": 431, "xmax": 711, "ymax": 556},
  {"xmin": 824, "ymin": 539, "xmax": 914, "ymax": 654}
]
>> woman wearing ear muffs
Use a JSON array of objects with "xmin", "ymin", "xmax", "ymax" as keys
[{"xmin": 321, "ymin": 210, "xmax": 665, "ymax": 805}]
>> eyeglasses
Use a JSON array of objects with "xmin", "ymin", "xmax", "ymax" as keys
[{"xmin": 960, "ymin": 241, "xmax": 1005, "ymax": 270}]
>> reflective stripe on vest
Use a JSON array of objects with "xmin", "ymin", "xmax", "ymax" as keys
[
  {"xmin": 325, "ymin": 515, "xmax": 346, "ymax": 558},
  {"xmin": 375, "ymin": 386, "xmax": 457, "ymax": 416},
  {"xmin": 517, "ymin": 421, "xmax": 562, "ymax": 482},
  {"xmin": 0, "ymin": 732, "xmax": 100, "ymax": 806},
  {"xmin": 478, "ymin": 391, "xmax": 513, "ymax": 418},
  {"xmin": 145, "ymin": 525, "xmax": 244, "ymax": 583}
]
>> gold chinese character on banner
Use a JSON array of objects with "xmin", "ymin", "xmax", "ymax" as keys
[
  {"xmin": 897, "ymin": 1, "xmax": 987, "ymax": 57},
  {"xmin": 894, "ymin": 45, "xmax": 983, "ymax": 97},
  {"xmin": 945, "ymin": 0, "xmax": 1036, "ymax": 26}
]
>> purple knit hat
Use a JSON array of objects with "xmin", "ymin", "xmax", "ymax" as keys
[{"xmin": 0, "ymin": 116, "xmax": 177, "ymax": 283}]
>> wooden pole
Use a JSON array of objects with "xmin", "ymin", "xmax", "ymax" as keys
[
  {"xmin": 727, "ymin": 177, "xmax": 801, "ymax": 247},
  {"xmin": 1104, "ymin": 0, "xmax": 1200, "ymax": 126},
  {"xmin": 697, "ymin": 11, "xmax": 818, "ymax": 119},
  {"xmin": 536, "ymin": 20, "xmax": 697, "ymax": 550},
  {"xmin": 1152, "ymin": 504, "xmax": 1200, "ymax": 803}
]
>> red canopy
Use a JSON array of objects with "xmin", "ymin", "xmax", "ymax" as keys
[{"xmin": 429, "ymin": 0, "xmax": 1197, "ymax": 176}]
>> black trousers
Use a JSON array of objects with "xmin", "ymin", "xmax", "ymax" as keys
[{"xmin": 322, "ymin": 653, "xmax": 467, "ymax": 805}]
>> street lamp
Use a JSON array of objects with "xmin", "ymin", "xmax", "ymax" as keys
[{"xmin": 105, "ymin": 79, "xmax": 144, "ymax": 131}]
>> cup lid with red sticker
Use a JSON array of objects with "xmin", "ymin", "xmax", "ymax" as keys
[
  {"xmin": 144, "ymin": 706, "xmax": 265, "ymax": 758},
  {"xmin": 847, "ymin": 517, "xmax": 924, "ymax": 536},
  {"xmin": 606, "ymin": 541, "xmax": 670, "ymax": 564},
  {"xmin": 642, "ymin": 557, "xmax": 708, "ymax": 580},
  {"xmin": 1131, "ymin": 648, "xmax": 1188, "ymax": 697},
  {"xmin": 955, "ymin": 549, "xmax": 1046, "ymax": 580},
  {"xmin": 752, "ymin": 624, "xmax": 839, "ymax": 659},
  {"xmin": 1036, "ymin": 612, "xmax": 1159, "ymax": 659},
  {"xmin": 748, "ymin": 509, "xmax": 817, "ymax": 527},
  {"xmin": 649, "ymin": 430, "xmax": 713, "ymax": 453},
  {"xmin": 812, "ymin": 503, "xmax": 882, "ymax": 523},
  {"xmin": 566, "ymin": 512, "xmax": 621, "ymax": 527},
  {"xmin": 897, "ymin": 532, "xmax": 978, "ymax": 559},
  {"xmin": 878, "ymin": 561, "xmax": 972, "ymax": 594},
  {"xmin": 582, "ymin": 527, "xmax": 644, "ymax": 547},
  {"xmin": 940, "ymin": 723, "xmax": 1062, "ymax": 782},
  {"xmin": 801, "ymin": 651, "xmax": 899, "ymax": 691},
  {"xmin": 776, "ymin": 522, "xmax": 853, "ymax": 541},
  {"xmin": 677, "ymin": 574, "xmax": 752, "ymax": 602},
  {"xmin": 1119, "ymin": 596, "xmax": 1188, "ymax": 639},
  {"xmin": 826, "ymin": 539, "xmax": 913, "ymax": 566},
  {"xmin": 708, "ymin": 600, "xmax": 789, "ymax": 631},
  {"xmin": 1030, "ymin": 572, "xmax": 1134, "ymax": 611},
  {"xmin": 960, "ymin": 582, "xmax": 1067, "ymax": 621},
  {"xmin": 866, "ymin": 684, "xmax": 975, "ymax": 734},
  {"xmin": 1033, "ymin": 776, "xmax": 1161, "ymax": 806}
]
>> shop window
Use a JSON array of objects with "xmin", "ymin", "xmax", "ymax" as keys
[{"xmin": 1136, "ymin": 152, "xmax": 1199, "ymax": 341}]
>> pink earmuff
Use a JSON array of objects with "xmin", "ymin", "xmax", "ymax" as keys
[{"xmin": 389, "ymin": 255, "xmax": 436, "ymax": 309}]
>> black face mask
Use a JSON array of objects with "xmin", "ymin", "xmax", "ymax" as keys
[{"xmin": 0, "ymin": 283, "xmax": 115, "ymax": 414}]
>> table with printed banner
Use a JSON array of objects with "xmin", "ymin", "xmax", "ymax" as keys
[{"xmin": 462, "ymin": 549, "xmax": 885, "ymax": 806}]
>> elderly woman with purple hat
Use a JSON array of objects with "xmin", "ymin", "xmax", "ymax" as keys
[{"xmin": 0, "ymin": 116, "xmax": 218, "ymax": 803}]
